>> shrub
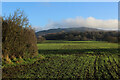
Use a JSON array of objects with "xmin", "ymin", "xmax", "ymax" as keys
[
  {"xmin": 37, "ymin": 36, "xmax": 46, "ymax": 43},
  {"xmin": 2, "ymin": 9, "xmax": 38, "ymax": 59}
]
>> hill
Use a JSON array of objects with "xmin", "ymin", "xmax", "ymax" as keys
[{"xmin": 35, "ymin": 27, "xmax": 103, "ymax": 37}]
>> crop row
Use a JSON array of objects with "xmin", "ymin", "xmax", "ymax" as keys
[{"xmin": 2, "ymin": 52, "xmax": 120, "ymax": 79}]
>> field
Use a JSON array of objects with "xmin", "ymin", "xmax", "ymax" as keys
[
  {"xmin": 37, "ymin": 40, "xmax": 118, "ymax": 50},
  {"xmin": 3, "ymin": 40, "xmax": 120, "ymax": 79}
]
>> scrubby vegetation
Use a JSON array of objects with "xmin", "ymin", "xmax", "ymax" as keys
[{"xmin": 2, "ymin": 9, "xmax": 38, "ymax": 64}]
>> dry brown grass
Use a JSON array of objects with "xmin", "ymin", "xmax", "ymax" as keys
[{"xmin": 5, "ymin": 54, "xmax": 12, "ymax": 64}]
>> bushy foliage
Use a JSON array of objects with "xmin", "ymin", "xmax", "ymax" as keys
[
  {"xmin": 2, "ymin": 9, "xmax": 38, "ymax": 59},
  {"xmin": 37, "ymin": 36, "xmax": 46, "ymax": 43},
  {"xmin": 44, "ymin": 31, "xmax": 118, "ymax": 43}
]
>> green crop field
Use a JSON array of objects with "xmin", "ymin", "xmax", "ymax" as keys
[
  {"xmin": 37, "ymin": 40, "xmax": 118, "ymax": 50},
  {"xmin": 3, "ymin": 40, "xmax": 120, "ymax": 79}
]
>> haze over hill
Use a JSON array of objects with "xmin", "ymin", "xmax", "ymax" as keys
[
  {"xmin": 34, "ymin": 17, "xmax": 118, "ymax": 32},
  {"xmin": 35, "ymin": 27, "xmax": 105, "ymax": 36}
]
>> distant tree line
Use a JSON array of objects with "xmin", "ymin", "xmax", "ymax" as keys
[
  {"xmin": 37, "ymin": 36, "xmax": 46, "ymax": 43},
  {"xmin": 2, "ymin": 9, "xmax": 38, "ymax": 60},
  {"xmin": 43, "ymin": 31, "xmax": 118, "ymax": 43}
]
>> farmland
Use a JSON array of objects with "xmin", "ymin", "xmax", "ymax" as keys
[
  {"xmin": 37, "ymin": 40, "xmax": 118, "ymax": 50},
  {"xmin": 2, "ymin": 40, "xmax": 120, "ymax": 79}
]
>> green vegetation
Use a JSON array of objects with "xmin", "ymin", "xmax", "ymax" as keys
[
  {"xmin": 43, "ymin": 31, "xmax": 118, "ymax": 43},
  {"xmin": 37, "ymin": 40, "xmax": 118, "ymax": 50},
  {"xmin": 3, "ymin": 40, "xmax": 119, "ymax": 79},
  {"xmin": 2, "ymin": 9, "xmax": 119, "ymax": 79},
  {"xmin": 2, "ymin": 54, "xmax": 44, "ymax": 68}
]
